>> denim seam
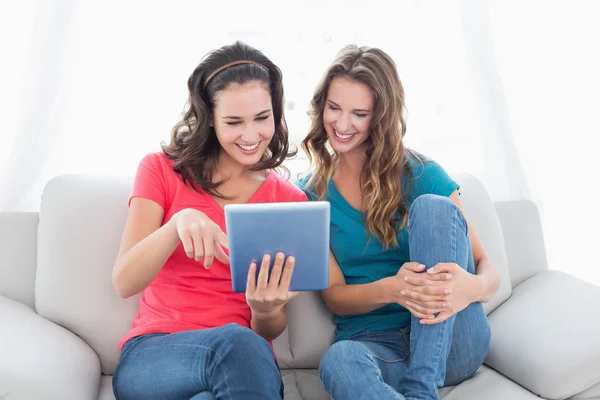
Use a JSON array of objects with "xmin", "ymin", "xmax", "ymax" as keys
[
  {"xmin": 212, "ymin": 353, "xmax": 234, "ymax": 400},
  {"xmin": 452, "ymin": 207, "xmax": 458, "ymax": 268},
  {"xmin": 319, "ymin": 365, "xmax": 340, "ymax": 400},
  {"xmin": 420, "ymin": 206, "xmax": 459, "ymax": 399},
  {"xmin": 189, "ymin": 343, "xmax": 234, "ymax": 400},
  {"xmin": 426, "ymin": 319, "xmax": 448, "ymax": 399},
  {"xmin": 367, "ymin": 354, "xmax": 384, "ymax": 381},
  {"xmin": 364, "ymin": 353, "xmax": 405, "ymax": 399}
]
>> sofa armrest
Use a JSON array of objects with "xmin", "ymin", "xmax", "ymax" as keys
[
  {"xmin": 0, "ymin": 212, "xmax": 38, "ymax": 308},
  {"xmin": 485, "ymin": 271, "xmax": 600, "ymax": 400},
  {"xmin": 0, "ymin": 295, "xmax": 101, "ymax": 399}
]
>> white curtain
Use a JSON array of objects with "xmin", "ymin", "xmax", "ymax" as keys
[
  {"xmin": 1, "ymin": 0, "xmax": 598, "ymax": 284},
  {"xmin": 486, "ymin": 0, "xmax": 600, "ymax": 284},
  {"xmin": 0, "ymin": 0, "xmax": 78, "ymax": 211}
]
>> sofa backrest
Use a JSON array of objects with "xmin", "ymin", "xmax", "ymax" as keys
[
  {"xmin": 494, "ymin": 200, "xmax": 549, "ymax": 288},
  {"xmin": 35, "ymin": 174, "xmax": 139, "ymax": 375},
  {"xmin": 33, "ymin": 171, "xmax": 512, "ymax": 373}
]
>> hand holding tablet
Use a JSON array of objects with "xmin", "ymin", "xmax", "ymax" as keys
[{"xmin": 225, "ymin": 201, "xmax": 330, "ymax": 293}]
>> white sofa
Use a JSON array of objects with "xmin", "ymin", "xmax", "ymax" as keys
[{"xmin": 1, "ymin": 172, "xmax": 600, "ymax": 400}]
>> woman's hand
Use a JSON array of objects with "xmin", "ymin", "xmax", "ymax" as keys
[
  {"xmin": 402, "ymin": 262, "xmax": 484, "ymax": 324},
  {"xmin": 171, "ymin": 208, "xmax": 229, "ymax": 268},
  {"xmin": 381, "ymin": 262, "xmax": 451, "ymax": 320},
  {"xmin": 246, "ymin": 252, "xmax": 299, "ymax": 320}
]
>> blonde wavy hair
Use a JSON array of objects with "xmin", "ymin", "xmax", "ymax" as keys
[{"xmin": 302, "ymin": 44, "xmax": 419, "ymax": 248}]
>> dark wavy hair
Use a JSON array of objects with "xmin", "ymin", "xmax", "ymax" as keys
[{"xmin": 162, "ymin": 41, "xmax": 295, "ymax": 198}]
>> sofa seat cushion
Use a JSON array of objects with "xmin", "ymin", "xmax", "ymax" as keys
[
  {"xmin": 99, "ymin": 375, "xmax": 116, "ymax": 400},
  {"xmin": 280, "ymin": 365, "xmax": 538, "ymax": 400},
  {"xmin": 441, "ymin": 365, "xmax": 541, "ymax": 399},
  {"xmin": 0, "ymin": 295, "xmax": 101, "ymax": 399},
  {"xmin": 569, "ymin": 381, "xmax": 600, "ymax": 399},
  {"xmin": 486, "ymin": 270, "xmax": 600, "ymax": 399},
  {"xmin": 281, "ymin": 369, "xmax": 330, "ymax": 400}
]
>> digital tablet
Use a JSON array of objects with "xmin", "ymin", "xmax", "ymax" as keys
[{"xmin": 224, "ymin": 201, "xmax": 330, "ymax": 293}]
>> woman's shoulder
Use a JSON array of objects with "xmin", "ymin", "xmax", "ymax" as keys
[
  {"xmin": 404, "ymin": 149, "xmax": 458, "ymax": 199},
  {"xmin": 135, "ymin": 151, "xmax": 178, "ymax": 181},
  {"xmin": 139, "ymin": 151, "xmax": 174, "ymax": 168},
  {"xmin": 405, "ymin": 149, "xmax": 443, "ymax": 176}
]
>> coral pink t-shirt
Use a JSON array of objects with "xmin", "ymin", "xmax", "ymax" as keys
[{"xmin": 119, "ymin": 152, "xmax": 307, "ymax": 349}]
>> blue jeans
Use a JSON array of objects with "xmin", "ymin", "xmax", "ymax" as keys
[
  {"xmin": 319, "ymin": 194, "xmax": 491, "ymax": 400},
  {"xmin": 112, "ymin": 323, "xmax": 284, "ymax": 400}
]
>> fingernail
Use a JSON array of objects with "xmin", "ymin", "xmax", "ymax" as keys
[
  {"xmin": 404, "ymin": 277, "xmax": 409, "ymax": 281},
  {"xmin": 444, "ymin": 289, "xmax": 450, "ymax": 294},
  {"xmin": 429, "ymin": 315, "xmax": 434, "ymax": 319},
  {"xmin": 419, "ymin": 264, "xmax": 426, "ymax": 269},
  {"xmin": 446, "ymin": 274, "xmax": 452, "ymax": 280},
  {"xmin": 288, "ymin": 256, "xmax": 295, "ymax": 264},
  {"xmin": 420, "ymin": 320, "xmax": 426, "ymax": 324},
  {"xmin": 400, "ymin": 290, "xmax": 406, "ymax": 296},
  {"xmin": 406, "ymin": 301, "xmax": 411, "ymax": 307}
]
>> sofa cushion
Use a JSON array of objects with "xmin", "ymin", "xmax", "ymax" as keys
[
  {"xmin": 284, "ymin": 292, "xmax": 336, "ymax": 369},
  {"xmin": 570, "ymin": 381, "xmax": 600, "ymax": 400},
  {"xmin": 494, "ymin": 200, "xmax": 549, "ymax": 289},
  {"xmin": 282, "ymin": 369, "xmax": 329, "ymax": 400},
  {"xmin": 0, "ymin": 294, "xmax": 101, "ymax": 399},
  {"xmin": 273, "ymin": 325, "xmax": 293, "ymax": 368},
  {"xmin": 99, "ymin": 375, "xmax": 115, "ymax": 400},
  {"xmin": 35, "ymin": 175, "xmax": 141, "ymax": 374},
  {"xmin": 281, "ymin": 370, "xmax": 306, "ymax": 400},
  {"xmin": 280, "ymin": 366, "xmax": 538, "ymax": 400},
  {"xmin": 440, "ymin": 365, "xmax": 541, "ymax": 399},
  {"xmin": 486, "ymin": 270, "xmax": 600, "ymax": 399}
]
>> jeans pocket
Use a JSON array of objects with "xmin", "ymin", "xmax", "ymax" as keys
[
  {"xmin": 368, "ymin": 326, "xmax": 411, "ymax": 362},
  {"xmin": 358, "ymin": 331, "xmax": 410, "ymax": 363},
  {"xmin": 399, "ymin": 326, "xmax": 411, "ymax": 349}
]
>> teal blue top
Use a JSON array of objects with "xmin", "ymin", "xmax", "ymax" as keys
[{"xmin": 296, "ymin": 152, "xmax": 459, "ymax": 342}]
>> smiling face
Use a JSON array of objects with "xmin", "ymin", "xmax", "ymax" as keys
[
  {"xmin": 212, "ymin": 81, "xmax": 275, "ymax": 167},
  {"xmin": 323, "ymin": 76, "xmax": 374, "ymax": 155}
]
